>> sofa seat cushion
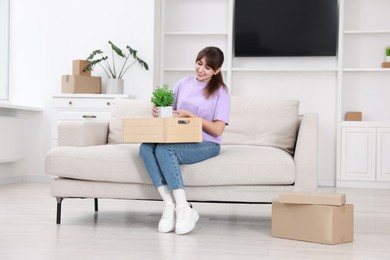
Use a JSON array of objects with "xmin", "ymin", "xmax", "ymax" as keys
[{"xmin": 46, "ymin": 144, "xmax": 296, "ymax": 186}]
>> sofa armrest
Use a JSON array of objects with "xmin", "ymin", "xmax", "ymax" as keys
[
  {"xmin": 58, "ymin": 121, "xmax": 109, "ymax": 147},
  {"xmin": 293, "ymin": 113, "xmax": 318, "ymax": 189}
]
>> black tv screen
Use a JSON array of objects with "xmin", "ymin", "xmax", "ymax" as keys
[{"xmin": 234, "ymin": 0, "xmax": 338, "ymax": 57}]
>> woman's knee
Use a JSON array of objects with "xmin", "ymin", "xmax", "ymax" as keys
[
  {"xmin": 139, "ymin": 143, "xmax": 156, "ymax": 157},
  {"xmin": 155, "ymin": 144, "xmax": 172, "ymax": 158}
]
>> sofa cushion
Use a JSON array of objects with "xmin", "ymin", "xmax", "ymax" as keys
[
  {"xmin": 222, "ymin": 96, "xmax": 299, "ymax": 155},
  {"xmin": 108, "ymin": 99, "xmax": 151, "ymax": 144},
  {"xmin": 45, "ymin": 144, "xmax": 296, "ymax": 186}
]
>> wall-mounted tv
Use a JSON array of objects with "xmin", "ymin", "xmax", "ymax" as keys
[{"xmin": 234, "ymin": 0, "xmax": 338, "ymax": 57}]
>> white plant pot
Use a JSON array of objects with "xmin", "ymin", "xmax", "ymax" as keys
[
  {"xmin": 386, "ymin": 56, "xmax": 390, "ymax": 62},
  {"xmin": 158, "ymin": 106, "xmax": 173, "ymax": 118},
  {"xmin": 104, "ymin": 79, "xmax": 124, "ymax": 94}
]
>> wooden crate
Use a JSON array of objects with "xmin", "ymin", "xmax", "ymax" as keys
[{"xmin": 123, "ymin": 117, "xmax": 202, "ymax": 143}]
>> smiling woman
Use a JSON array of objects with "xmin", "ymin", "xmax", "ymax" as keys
[{"xmin": 0, "ymin": 0, "xmax": 9, "ymax": 100}]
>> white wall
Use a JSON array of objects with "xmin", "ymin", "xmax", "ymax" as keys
[
  {"xmin": 0, "ymin": 0, "xmax": 156, "ymax": 182},
  {"xmin": 1, "ymin": 0, "xmax": 340, "ymax": 186}
]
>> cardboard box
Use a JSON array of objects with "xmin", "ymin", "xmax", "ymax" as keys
[
  {"xmin": 382, "ymin": 62, "xmax": 390, "ymax": 68},
  {"xmin": 62, "ymin": 75, "xmax": 101, "ymax": 94},
  {"xmin": 279, "ymin": 192, "xmax": 346, "ymax": 206},
  {"xmin": 345, "ymin": 111, "xmax": 362, "ymax": 121},
  {"xmin": 123, "ymin": 117, "xmax": 202, "ymax": 143},
  {"xmin": 272, "ymin": 202, "xmax": 354, "ymax": 245},
  {"xmin": 73, "ymin": 60, "xmax": 91, "ymax": 76},
  {"xmin": 272, "ymin": 192, "xmax": 354, "ymax": 245}
]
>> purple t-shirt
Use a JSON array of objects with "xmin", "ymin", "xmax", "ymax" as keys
[{"xmin": 173, "ymin": 76, "xmax": 230, "ymax": 144}]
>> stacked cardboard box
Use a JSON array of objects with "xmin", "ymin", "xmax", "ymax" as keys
[
  {"xmin": 272, "ymin": 192, "xmax": 354, "ymax": 245},
  {"xmin": 123, "ymin": 117, "xmax": 202, "ymax": 143},
  {"xmin": 62, "ymin": 60, "xmax": 101, "ymax": 94},
  {"xmin": 345, "ymin": 111, "xmax": 362, "ymax": 121},
  {"xmin": 382, "ymin": 62, "xmax": 390, "ymax": 68}
]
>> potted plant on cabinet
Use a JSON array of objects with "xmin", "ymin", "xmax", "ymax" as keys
[
  {"xmin": 151, "ymin": 84, "xmax": 175, "ymax": 118},
  {"xmin": 83, "ymin": 40, "xmax": 149, "ymax": 94},
  {"xmin": 386, "ymin": 46, "xmax": 390, "ymax": 62}
]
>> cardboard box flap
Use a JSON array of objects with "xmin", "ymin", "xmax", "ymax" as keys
[{"xmin": 279, "ymin": 192, "xmax": 346, "ymax": 206}]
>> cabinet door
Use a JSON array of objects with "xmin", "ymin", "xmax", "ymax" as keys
[
  {"xmin": 377, "ymin": 128, "xmax": 390, "ymax": 181},
  {"xmin": 341, "ymin": 127, "xmax": 376, "ymax": 181}
]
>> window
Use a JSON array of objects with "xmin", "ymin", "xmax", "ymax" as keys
[{"xmin": 0, "ymin": 0, "xmax": 10, "ymax": 100}]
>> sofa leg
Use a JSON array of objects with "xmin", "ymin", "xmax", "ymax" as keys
[
  {"xmin": 94, "ymin": 198, "xmax": 98, "ymax": 212},
  {"xmin": 56, "ymin": 197, "xmax": 63, "ymax": 224}
]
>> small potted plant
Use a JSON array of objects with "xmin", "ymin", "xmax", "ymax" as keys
[
  {"xmin": 151, "ymin": 84, "xmax": 175, "ymax": 118},
  {"xmin": 386, "ymin": 46, "xmax": 390, "ymax": 62},
  {"xmin": 83, "ymin": 40, "xmax": 149, "ymax": 94}
]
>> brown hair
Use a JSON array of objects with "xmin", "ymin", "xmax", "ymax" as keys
[{"xmin": 196, "ymin": 46, "xmax": 227, "ymax": 98}]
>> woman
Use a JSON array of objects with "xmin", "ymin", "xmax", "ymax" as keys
[{"xmin": 139, "ymin": 46, "xmax": 230, "ymax": 235}]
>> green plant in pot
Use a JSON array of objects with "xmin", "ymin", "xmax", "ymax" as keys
[
  {"xmin": 83, "ymin": 40, "xmax": 149, "ymax": 94},
  {"xmin": 386, "ymin": 46, "xmax": 390, "ymax": 62},
  {"xmin": 151, "ymin": 84, "xmax": 175, "ymax": 118}
]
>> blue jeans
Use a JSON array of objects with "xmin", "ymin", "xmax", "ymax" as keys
[{"xmin": 139, "ymin": 142, "xmax": 221, "ymax": 191}]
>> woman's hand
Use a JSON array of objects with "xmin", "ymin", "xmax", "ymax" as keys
[
  {"xmin": 173, "ymin": 109, "xmax": 194, "ymax": 118},
  {"xmin": 174, "ymin": 109, "xmax": 226, "ymax": 137}
]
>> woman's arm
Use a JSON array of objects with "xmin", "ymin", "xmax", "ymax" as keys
[{"xmin": 174, "ymin": 110, "xmax": 226, "ymax": 137}]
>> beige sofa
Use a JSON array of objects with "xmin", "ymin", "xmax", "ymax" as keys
[{"xmin": 45, "ymin": 96, "xmax": 318, "ymax": 224}]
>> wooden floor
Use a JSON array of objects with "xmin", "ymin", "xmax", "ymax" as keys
[{"xmin": 0, "ymin": 182, "xmax": 389, "ymax": 260}]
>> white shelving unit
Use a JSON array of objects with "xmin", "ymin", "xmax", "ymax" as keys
[
  {"xmin": 159, "ymin": 0, "xmax": 338, "ymax": 93},
  {"xmin": 158, "ymin": 0, "xmax": 390, "ymax": 187},
  {"xmin": 336, "ymin": 0, "xmax": 390, "ymax": 188},
  {"xmin": 159, "ymin": 0, "xmax": 233, "ymax": 90}
]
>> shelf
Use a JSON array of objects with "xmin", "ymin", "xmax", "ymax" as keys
[
  {"xmin": 165, "ymin": 32, "xmax": 229, "ymax": 36},
  {"xmin": 164, "ymin": 68, "xmax": 228, "ymax": 72},
  {"xmin": 164, "ymin": 68, "xmax": 338, "ymax": 73},
  {"xmin": 344, "ymin": 30, "xmax": 390, "ymax": 34},
  {"xmin": 343, "ymin": 68, "xmax": 390, "ymax": 72},
  {"xmin": 231, "ymin": 68, "xmax": 338, "ymax": 72},
  {"xmin": 0, "ymin": 102, "xmax": 42, "ymax": 112},
  {"xmin": 340, "ymin": 121, "xmax": 390, "ymax": 128},
  {"xmin": 52, "ymin": 94, "xmax": 134, "ymax": 99}
]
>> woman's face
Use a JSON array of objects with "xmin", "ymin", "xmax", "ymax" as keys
[{"xmin": 195, "ymin": 57, "xmax": 220, "ymax": 82}]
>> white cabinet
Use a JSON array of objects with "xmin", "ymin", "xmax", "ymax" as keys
[
  {"xmin": 338, "ymin": 122, "xmax": 390, "ymax": 188},
  {"xmin": 341, "ymin": 127, "xmax": 376, "ymax": 182},
  {"xmin": 159, "ymin": 0, "xmax": 390, "ymax": 186},
  {"xmin": 377, "ymin": 128, "xmax": 390, "ymax": 182},
  {"xmin": 336, "ymin": 0, "xmax": 390, "ymax": 188},
  {"xmin": 51, "ymin": 94, "xmax": 131, "ymax": 147}
]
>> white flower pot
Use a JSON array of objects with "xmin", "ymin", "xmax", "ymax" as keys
[
  {"xmin": 386, "ymin": 56, "xmax": 390, "ymax": 62},
  {"xmin": 104, "ymin": 79, "xmax": 124, "ymax": 94},
  {"xmin": 158, "ymin": 106, "xmax": 173, "ymax": 118}
]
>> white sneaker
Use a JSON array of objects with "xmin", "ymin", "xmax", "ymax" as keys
[
  {"xmin": 158, "ymin": 203, "xmax": 176, "ymax": 233},
  {"xmin": 175, "ymin": 203, "xmax": 199, "ymax": 235}
]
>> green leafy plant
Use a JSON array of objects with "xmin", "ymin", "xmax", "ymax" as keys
[
  {"xmin": 83, "ymin": 40, "xmax": 149, "ymax": 79},
  {"xmin": 151, "ymin": 84, "xmax": 175, "ymax": 107},
  {"xmin": 386, "ymin": 46, "xmax": 390, "ymax": 57}
]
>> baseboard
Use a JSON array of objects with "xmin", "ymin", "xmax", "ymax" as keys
[
  {"xmin": 318, "ymin": 179, "xmax": 336, "ymax": 187},
  {"xmin": 0, "ymin": 175, "xmax": 53, "ymax": 185},
  {"xmin": 0, "ymin": 176, "xmax": 25, "ymax": 185}
]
